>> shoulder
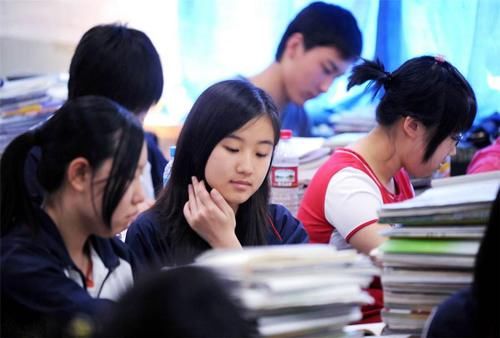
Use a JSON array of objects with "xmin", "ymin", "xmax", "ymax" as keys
[
  {"xmin": 267, "ymin": 204, "xmax": 308, "ymax": 244},
  {"xmin": 127, "ymin": 209, "xmax": 161, "ymax": 237},
  {"xmin": 324, "ymin": 167, "xmax": 382, "ymax": 209},
  {"xmin": 424, "ymin": 287, "xmax": 477, "ymax": 338}
]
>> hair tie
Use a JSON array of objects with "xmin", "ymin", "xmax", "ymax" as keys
[
  {"xmin": 435, "ymin": 54, "xmax": 446, "ymax": 64},
  {"xmin": 383, "ymin": 71, "xmax": 393, "ymax": 89}
]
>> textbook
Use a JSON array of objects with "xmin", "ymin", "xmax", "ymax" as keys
[
  {"xmin": 375, "ymin": 172, "xmax": 498, "ymax": 335},
  {"xmin": 196, "ymin": 244, "xmax": 376, "ymax": 338}
]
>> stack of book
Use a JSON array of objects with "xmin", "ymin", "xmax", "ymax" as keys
[
  {"xmin": 196, "ymin": 244, "xmax": 378, "ymax": 338},
  {"xmin": 376, "ymin": 171, "xmax": 500, "ymax": 335},
  {"xmin": 0, "ymin": 75, "xmax": 66, "ymax": 153}
]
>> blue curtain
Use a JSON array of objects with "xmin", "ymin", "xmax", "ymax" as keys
[{"xmin": 167, "ymin": 0, "xmax": 499, "ymax": 126}]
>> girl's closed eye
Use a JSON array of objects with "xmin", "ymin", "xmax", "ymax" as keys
[
  {"xmin": 322, "ymin": 65, "xmax": 333, "ymax": 75},
  {"xmin": 224, "ymin": 146, "xmax": 239, "ymax": 153},
  {"xmin": 256, "ymin": 152, "xmax": 270, "ymax": 158}
]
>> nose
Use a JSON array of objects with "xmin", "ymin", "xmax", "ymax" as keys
[
  {"xmin": 132, "ymin": 179, "xmax": 146, "ymax": 205},
  {"xmin": 236, "ymin": 152, "xmax": 253, "ymax": 175},
  {"xmin": 319, "ymin": 75, "xmax": 335, "ymax": 94},
  {"xmin": 449, "ymin": 144, "xmax": 457, "ymax": 157}
]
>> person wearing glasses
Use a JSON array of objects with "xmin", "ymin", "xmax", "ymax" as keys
[{"xmin": 297, "ymin": 55, "xmax": 477, "ymax": 322}]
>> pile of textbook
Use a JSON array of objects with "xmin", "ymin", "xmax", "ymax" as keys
[
  {"xmin": 376, "ymin": 171, "xmax": 500, "ymax": 335},
  {"xmin": 0, "ymin": 75, "xmax": 67, "ymax": 153},
  {"xmin": 196, "ymin": 244, "xmax": 377, "ymax": 338}
]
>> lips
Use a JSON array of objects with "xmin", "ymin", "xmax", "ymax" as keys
[{"xmin": 230, "ymin": 180, "xmax": 252, "ymax": 189}]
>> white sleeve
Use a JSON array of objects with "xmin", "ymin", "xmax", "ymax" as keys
[{"xmin": 324, "ymin": 167, "xmax": 383, "ymax": 242}]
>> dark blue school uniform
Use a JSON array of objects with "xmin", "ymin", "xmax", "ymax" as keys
[
  {"xmin": 0, "ymin": 209, "xmax": 136, "ymax": 337},
  {"xmin": 125, "ymin": 204, "xmax": 309, "ymax": 269},
  {"xmin": 423, "ymin": 287, "xmax": 479, "ymax": 338}
]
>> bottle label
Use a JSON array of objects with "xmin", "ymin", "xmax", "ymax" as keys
[{"xmin": 271, "ymin": 166, "xmax": 298, "ymax": 187}]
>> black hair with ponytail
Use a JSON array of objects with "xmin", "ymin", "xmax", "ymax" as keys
[
  {"xmin": 0, "ymin": 96, "xmax": 144, "ymax": 236},
  {"xmin": 348, "ymin": 56, "xmax": 477, "ymax": 161}
]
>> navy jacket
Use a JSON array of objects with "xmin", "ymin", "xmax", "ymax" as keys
[
  {"xmin": 0, "ymin": 209, "xmax": 135, "ymax": 337},
  {"xmin": 145, "ymin": 131, "xmax": 168, "ymax": 196},
  {"xmin": 424, "ymin": 287, "xmax": 479, "ymax": 338},
  {"xmin": 24, "ymin": 131, "xmax": 167, "ymax": 205},
  {"xmin": 125, "ymin": 204, "xmax": 309, "ymax": 270}
]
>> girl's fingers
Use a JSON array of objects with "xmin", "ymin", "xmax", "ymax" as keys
[
  {"xmin": 183, "ymin": 201, "xmax": 192, "ymax": 222},
  {"xmin": 193, "ymin": 177, "xmax": 218, "ymax": 211},
  {"xmin": 210, "ymin": 188, "xmax": 233, "ymax": 215},
  {"xmin": 187, "ymin": 183, "xmax": 198, "ymax": 211}
]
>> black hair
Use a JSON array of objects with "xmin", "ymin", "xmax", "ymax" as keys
[
  {"xmin": 0, "ymin": 96, "xmax": 144, "ymax": 235},
  {"xmin": 96, "ymin": 266, "xmax": 256, "ymax": 338},
  {"xmin": 473, "ymin": 188, "xmax": 500, "ymax": 337},
  {"xmin": 275, "ymin": 1, "xmax": 362, "ymax": 61},
  {"xmin": 154, "ymin": 80, "xmax": 280, "ymax": 264},
  {"xmin": 68, "ymin": 23, "xmax": 163, "ymax": 114},
  {"xmin": 348, "ymin": 56, "xmax": 477, "ymax": 161}
]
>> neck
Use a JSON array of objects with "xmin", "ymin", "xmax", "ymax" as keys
[
  {"xmin": 43, "ymin": 192, "xmax": 91, "ymax": 266},
  {"xmin": 248, "ymin": 62, "xmax": 288, "ymax": 111},
  {"xmin": 350, "ymin": 126, "xmax": 402, "ymax": 188}
]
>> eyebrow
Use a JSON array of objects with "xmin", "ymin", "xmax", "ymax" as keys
[{"xmin": 225, "ymin": 134, "xmax": 274, "ymax": 146}]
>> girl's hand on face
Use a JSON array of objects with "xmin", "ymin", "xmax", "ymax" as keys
[{"xmin": 183, "ymin": 177, "xmax": 241, "ymax": 249}]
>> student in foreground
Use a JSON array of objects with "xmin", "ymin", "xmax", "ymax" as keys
[
  {"xmin": 126, "ymin": 80, "xmax": 308, "ymax": 269},
  {"xmin": 245, "ymin": 1, "xmax": 362, "ymax": 137},
  {"xmin": 96, "ymin": 266, "xmax": 256, "ymax": 338},
  {"xmin": 298, "ymin": 56, "xmax": 477, "ymax": 321},
  {"xmin": 423, "ymin": 188, "xmax": 499, "ymax": 338},
  {"xmin": 1, "ymin": 97, "xmax": 146, "ymax": 337}
]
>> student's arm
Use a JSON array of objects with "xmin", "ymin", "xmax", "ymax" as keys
[
  {"xmin": 348, "ymin": 222, "xmax": 390, "ymax": 255},
  {"xmin": 183, "ymin": 177, "xmax": 241, "ymax": 249},
  {"xmin": 325, "ymin": 168, "xmax": 389, "ymax": 255},
  {"xmin": 268, "ymin": 204, "xmax": 309, "ymax": 244}
]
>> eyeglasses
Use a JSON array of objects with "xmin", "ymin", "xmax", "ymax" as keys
[{"xmin": 451, "ymin": 133, "xmax": 463, "ymax": 146}]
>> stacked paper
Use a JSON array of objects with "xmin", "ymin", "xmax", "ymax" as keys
[
  {"xmin": 196, "ymin": 244, "xmax": 378, "ymax": 338},
  {"xmin": 376, "ymin": 171, "xmax": 500, "ymax": 335},
  {"xmin": 0, "ymin": 75, "xmax": 67, "ymax": 153}
]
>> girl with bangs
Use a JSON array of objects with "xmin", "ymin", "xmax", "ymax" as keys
[
  {"xmin": 126, "ymin": 80, "xmax": 308, "ymax": 268},
  {"xmin": 1, "ymin": 96, "xmax": 147, "ymax": 336}
]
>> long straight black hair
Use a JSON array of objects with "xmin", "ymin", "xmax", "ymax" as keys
[
  {"xmin": 348, "ymin": 56, "xmax": 477, "ymax": 161},
  {"xmin": 0, "ymin": 96, "xmax": 144, "ymax": 236},
  {"xmin": 154, "ymin": 80, "xmax": 280, "ymax": 264}
]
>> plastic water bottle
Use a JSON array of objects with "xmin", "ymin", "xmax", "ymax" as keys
[
  {"xmin": 163, "ymin": 145, "xmax": 176, "ymax": 186},
  {"xmin": 270, "ymin": 129, "xmax": 300, "ymax": 215}
]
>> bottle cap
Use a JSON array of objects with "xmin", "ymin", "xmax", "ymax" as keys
[
  {"xmin": 169, "ymin": 145, "xmax": 176, "ymax": 158},
  {"xmin": 280, "ymin": 129, "xmax": 293, "ymax": 139}
]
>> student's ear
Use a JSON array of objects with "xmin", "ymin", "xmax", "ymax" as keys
[
  {"xmin": 284, "ymin": 32, "xmax": 305, "ymax": 59},
  {"xmin": 67, "ymin": 157, "xmax": 91, "ymax": 192},
  {"xmin": 402, "ymin": 116, "xmax": 423, "ymax": 140}
]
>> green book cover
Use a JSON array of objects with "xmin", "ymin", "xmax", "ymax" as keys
[{"xmin": 379, "ymin": 238, "xmax": 480, "ymax": 255}]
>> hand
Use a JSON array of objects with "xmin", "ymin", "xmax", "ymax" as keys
[{"xmin": 183, "ymin": 177, "xmax": 241, "ymax": 249}]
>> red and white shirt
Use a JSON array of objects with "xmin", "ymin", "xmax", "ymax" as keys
[{"xmin": 298, "ymin": 148, "xmax": 414, "ymax": 249}]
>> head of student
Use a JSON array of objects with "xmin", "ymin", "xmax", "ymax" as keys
[
  {"xmin": 155, "ymin": 80, "xmax": 280, "ymax": 261},
  {"xmin": 348, "ymin": 55, "xmax": 477, "ymax": 177},
  {"xmin": 1, "ymin": 96, "xmax": 147, "ymax": 237},
  {"xmin": 275, "ymin": 1, "xmax": 362, "ymax": 105},
  {"xmin": 68, "ymin": 23, "xmax": 163, "ymax": 122},
  {"xmin": 96, "ymin": 266, "xmax": 256, "ymax": 338}
]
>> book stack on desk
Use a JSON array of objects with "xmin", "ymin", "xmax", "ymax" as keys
[
  {"xmin": 196, "ymin": 244, "xmax": 377, "ymax": 338},
  {"xmin": 0, "ymin": 75, "xmax": 66, "ymax": 153},
  {"xmin": 375, "ymin": 171, "xmax": 500, "ymax": 336}
]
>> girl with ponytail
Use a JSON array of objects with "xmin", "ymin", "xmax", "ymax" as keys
[
  {"xmin": 1, "ymin": 96, "xmax": 146, "ymax": 336},
  {"xmin": 297, "ymin": 56, "xmax": 477, "ymax": 322}
]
